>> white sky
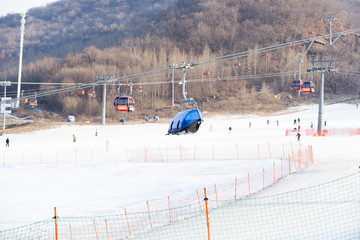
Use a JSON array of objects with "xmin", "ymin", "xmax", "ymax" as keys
[{"xmin": 0, "ymin": 0, "xmax": 59, "ymax": 17}]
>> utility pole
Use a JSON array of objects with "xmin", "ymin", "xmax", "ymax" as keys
[
  {"xmin": 16, "ymin": 12, "xmax": 26, "ymax": 109},
  {"xmin": 307, "ymin": 60, "xmax": 337, "ymax": 135},
  {"xmin": 1, "ymin": 81, "xmax": 12, "ymax": 130},
  {"xmin": 324, "ymin": 14, "xmax": 336, "ymax": 46}
]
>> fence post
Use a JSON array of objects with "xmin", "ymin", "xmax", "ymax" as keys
[
  {"xmin": 214, "ymin": 183, "xmax": 219, "ymax": 207},
  {"xmin": 53, "ymin": 207, "xmax": 58, "ymax": 240},
  {"xmin": 268, "ymin": 142, "xmax": 272, "ymax": 159},
  {"xmin": 234, "ymin": 177, "xmax": 237, "ymax": 201},
  {"xmin": 105, "ymin": 218, "xmax": 110, "ymax": 240},
  {"xmin": 125, "ymin": 208, "xmax": 131, "ymax": 236},
  {"xmin": 69, "ymin": 224, "xmax": 73, "ymax": 240},
  {"xmin": 168, "ymin": 195, "xmax": 172, "ymax": 223},
  {"xmin": 257, "ymin": 143, "xmax": 260, "ymax": 159},
  {"xmin": 146, "ymin": 200, "xmax": 152, "ymax": 228},
  {"xmin": 204, "ymin": 188, "xmax": 211, "ymax": 240},
  {"xmin": 93, "ymin": 219, "xmax": 99, "ymax": 240},
  {"xmin": 263, "ymin": 168, "xmax": 265, "ymax": 189},
  {"xmin": 273, "ymin": 162, "xmax": 275, "ymax": 184},
  {"xmin": 159, "ymin": 148, "xmax": 164, "ymax": 163}
]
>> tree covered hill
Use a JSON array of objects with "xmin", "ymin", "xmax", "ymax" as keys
[{"xmin": 0, "ymin": 0, "xmax": 359, "ymax": 121}]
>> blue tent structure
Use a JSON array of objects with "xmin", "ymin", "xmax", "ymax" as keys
[{"xmin": 168, "ymin": 98, "xmax": 203, "ymax": 135}]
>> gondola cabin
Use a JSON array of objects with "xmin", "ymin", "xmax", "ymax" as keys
[
  {"xmin": 336, "ymin": 23, "xmax": 341, "ymax": 27},
  {"xmin": 234, "ymin": 62, "xmax": 240, "ymax": 66},
  {"xmin": 203, "ymin": 71, "xmax": 209, "ymax": 75},
  {"xmin": 87, "ymin": 90, "xmax": 96, "ymax": 96},
  {"xmin": 29, "ymin": 99, "xmax": 38, "ymax": 106},
  {"xmin": 20, "ymin": 98, "xmax": 28, "ymax": 104},
  {"xmin": 295, "ymin": 46, "xmax": 301, "ymax": 49},
  {"xmin": 302, "ymin": 81, "xmax": 315, "ymax": 93},
  {"xmin": 77, "ymin": 89, "xmax": 85, "ymax": 95},
  {"xmin": 346, "ymin": 25, "xmax": 351, "ymax": 29},
  {"xmin": 262, "ymin": 53, "xmax": 268, "ymax": 56},
  {"xmin": 308, "ymin": 31, "xmax": 313, "ymax": 34},
  {"xmin": 271, "ymin": 57, "xmax": 278, "ymax": 60},
  {"xmin": 316, "ymin": 33, "xmax": 322, "ymax": 36},
  {"xmin": 244, "ymin": 67, "xmax": 250, "ymax": 72},
  {"xmin": 212, "ymin": 75, "xmax": 220, "ymax": 80},
  {"xmin": 168, "ymin": 98, "xmax": 202, "ymax": 135},
  {"xmin": 125, "ymin": 84, "xmax": 131, "ymax": 88},
  {"xmin": 291, "ymin": 80, "xmax": 303, "ymax": 92},
  {"xmin": 134, "ymin": 85, "xmax": 142, "ymax": 92},
  {"xmin": 114, "ymin": 96, "xmax": 135, "ymax": 112},
  {"xmin": 167, "ymin": 78, "xmax": 173, "ymax": 82},
  {"xmin": 176, "ymin": 82, "xmax": 183, "ymax": 86}
]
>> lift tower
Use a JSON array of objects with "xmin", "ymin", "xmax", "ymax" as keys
[
  {"xmin": 307, "ymin": 60, "xmax": 337, "ymax": 135},
  {"xmin": 324, "ymin": 14, "xmax": 336, "ymax": 46}
]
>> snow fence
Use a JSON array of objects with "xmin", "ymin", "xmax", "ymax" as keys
[{"xmin": 1, "ymin": 171, "xmax": 359, "ymax": 240}]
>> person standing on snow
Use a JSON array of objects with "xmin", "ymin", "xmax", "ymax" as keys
[
  {"xmin": 73, "ymin": 134, "xmax": 76, "ymax": 143},
  {"xmin": 5, "ymin": 137, "xmax": 9, "ymax": 147},
  {"xmin": 296, "ymin": 132, "xmax": 301, "ymax": 141}
]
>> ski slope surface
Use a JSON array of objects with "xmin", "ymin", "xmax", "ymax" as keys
[{"xmin": 0, "ymin": 103, "xmax": 359, "ymax": 233}]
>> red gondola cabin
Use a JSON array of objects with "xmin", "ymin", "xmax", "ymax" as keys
[
  {"xmin": 291, "ymin": 80, "xmax": 303, "ymax": 92},
  {"xmin": 114, "ymin": 96, "xmax": 135, "ymax": 112}
]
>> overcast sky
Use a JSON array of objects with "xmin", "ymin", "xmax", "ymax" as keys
[{"xmin": 0, "ymin": 0, "xmax": 59, "ymax": 17}]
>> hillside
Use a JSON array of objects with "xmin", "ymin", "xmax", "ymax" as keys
[{"xmin": 0, "ymin": 0, "xmax": 360, "ymax": 123}]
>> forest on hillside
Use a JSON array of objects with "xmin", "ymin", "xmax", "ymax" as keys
[{"xmin": 0, "ymin": 0, "xmax": 360, "ymax": 121}]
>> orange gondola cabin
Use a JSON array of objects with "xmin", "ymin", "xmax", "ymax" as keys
[
  {"xmin": 114, "ymin": 96, "xmax": 135, "ymax": 112},
  {"xmin": 302, "ymin": 81, "xmax": 315, "ymax": 93}
]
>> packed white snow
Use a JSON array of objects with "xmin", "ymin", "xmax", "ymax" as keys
[{"xmin": 0, "ymin": 103, "xmax": 359, "ymax": 231}]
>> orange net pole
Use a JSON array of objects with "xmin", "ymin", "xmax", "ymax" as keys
[
  {"xmin": 146, "ymin": 200, "xmax": 153, "ymax": 228},
  {"xmin": 125, "ymin": 208, "xmax": 131, "ymax": 236},
  {"xmin": 282, "ymin": 143, "xmax": 285, "ymax": 159},
  {"xmin": 214, "ymin": 183, "xmax": 219, "ymax": 207},
  {"xmin": 168, "ymin": 195, "xmax": 172, "ymax": 223},
  {"xmin": 204, "ymin": 188, "xmax": 211, "ymax": 240},
  {"xmin": 93, "ymin": 219, "xmax": 99, "ymax": 240},
  {"xmin": 234, "ymin": 177, "xmax": 237, "ymax": 201},
  {"xmin": 288, "ymin": 153, "xmax": 291, "ymax": 174},
  {"xmin": 105, "ymin": 219, "xmax": 109, "ymax": 240},
  {"xmin": 69, "ymin": 224, "xmax": 73, "ymax": 240},
  {"xmin": 268, "ymin": 142, "xmax": 272, "ymax": 159},
  {"xmin": 54, "ymin": 207, "xmax": 58, "ymax": 240},
  {"xmin": 273, "ymin": 162, "xmax": 275, "ymax": 184},
  {"xmin": 263, "ymin": 168, "xmax": 265, "ymax": 189}
]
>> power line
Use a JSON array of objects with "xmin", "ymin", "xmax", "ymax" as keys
[{"xmin": 2, "ymin": 28, "xmax": 360, "ymax": 104}]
